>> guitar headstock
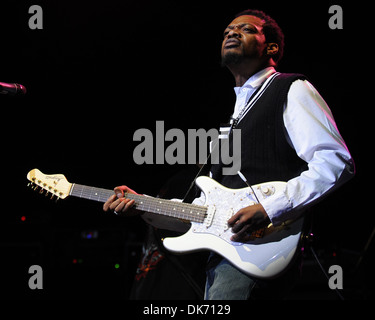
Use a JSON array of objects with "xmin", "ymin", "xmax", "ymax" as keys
[{"xmin": 27, "ymin": 168, "xmax": 72, "ymax": 200}]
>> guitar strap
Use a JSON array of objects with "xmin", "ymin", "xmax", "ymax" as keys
[
  {"xmin": 182, "ymin": 72, "xmax": 280, "ymax": 203},
  {"xmin": 230, "ymin": 72, "xmax": 280, "ymax": 129}
]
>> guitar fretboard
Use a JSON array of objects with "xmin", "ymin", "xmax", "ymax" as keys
[{"xmin": 70, "ymin": 183, "xmax": 207, "ymax": 223}]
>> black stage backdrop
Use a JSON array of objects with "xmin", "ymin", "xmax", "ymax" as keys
[{"xmin": 0, "ymin": 0, "xmax": 372, "ymax": 300}]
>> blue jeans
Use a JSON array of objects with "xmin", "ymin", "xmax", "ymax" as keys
[{"xmin": 204, "ymin": 258, "xmax": 256, "ymax": 300}]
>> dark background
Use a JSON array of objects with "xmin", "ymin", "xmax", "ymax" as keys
[{"xmin": 0, "ymin": 0, "xmax": 372, "ymax": 299}]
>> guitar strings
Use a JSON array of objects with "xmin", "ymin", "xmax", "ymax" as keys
[{"xmin": 70, "ymin": 184, "xmax": 262, "ymax": 232}]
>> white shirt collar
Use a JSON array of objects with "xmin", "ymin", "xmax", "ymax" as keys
[{"xmin": 234, "ymin": 67, "xmax": 276, "ymax": 95}]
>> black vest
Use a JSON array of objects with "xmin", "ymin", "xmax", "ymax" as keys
[{"xmin": 211, "ymin": 73, "xmax": 308, "ymax": 188}]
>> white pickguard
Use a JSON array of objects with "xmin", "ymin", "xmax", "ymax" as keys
[{"xmin": 163, "ymin": 176, "xmax": 304, "ymax": 279}]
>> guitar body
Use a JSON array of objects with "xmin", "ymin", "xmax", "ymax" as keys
[{"xmin": 163, "ymin": 176, "xmax": 304, "ymax": 279}]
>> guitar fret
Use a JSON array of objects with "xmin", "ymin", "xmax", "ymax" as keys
[{"xmin": 71, "ymin": 184, "xmax": 114, "ymax": 203}]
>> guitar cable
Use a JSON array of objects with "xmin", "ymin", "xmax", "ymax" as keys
[{"xmin": 237, "ymin": 171, "xmax": 260, "ymax": 203}]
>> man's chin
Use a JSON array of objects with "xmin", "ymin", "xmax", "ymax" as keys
[{"xmin": 221, "ymin": 51, "xmax": 243, "ymax": 67}]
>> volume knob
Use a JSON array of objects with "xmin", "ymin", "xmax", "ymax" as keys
[{"xmin": 261, "ymin": 186, "xmax": 273, "ymax": 196}]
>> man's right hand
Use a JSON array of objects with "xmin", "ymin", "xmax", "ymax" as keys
[{"xmin": 103, "ymin": 185, "xmax": 140, "ymax": 216}]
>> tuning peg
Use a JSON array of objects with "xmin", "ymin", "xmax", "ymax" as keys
[
  {"xmin": 33, "ymin": 185, "xmax": 39, "ymax": 191},
  {"xmin": 39, "ymin": 188, "xmax": 44, "ymax": 194},
  {"xmin": 45, "ymin": 191, "xmax": 49, "ymax": 197},
  {"xmin": 27, "ymin": 182, "xmax": 33, "ymax": 188},
  {"xmin": 50, "ymin": 194, "xmax": 54, "ymax": 200}
]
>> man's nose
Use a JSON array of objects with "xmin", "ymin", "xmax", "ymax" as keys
[{"xmin": 227, "ymin": 29, "xmax": 241, "ymax": 38}]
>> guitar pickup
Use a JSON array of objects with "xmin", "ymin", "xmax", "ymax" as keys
[{"xmin": 204, "ymin": 205, "xmax": 215, "ymax": 228}]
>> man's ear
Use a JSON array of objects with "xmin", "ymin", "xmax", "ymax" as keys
[{"xmin": 266, "ymin": 43, "xmax": 279, "ymax": 56}]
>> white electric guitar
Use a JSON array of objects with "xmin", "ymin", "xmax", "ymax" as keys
[{"xmin": 27, "ymin": 168, "xmax": 304, "ymax": 279}]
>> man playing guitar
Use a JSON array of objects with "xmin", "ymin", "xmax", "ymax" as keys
[{"xmin": 103, "ymin": 10, "xmax": 354, "ymax": 300}]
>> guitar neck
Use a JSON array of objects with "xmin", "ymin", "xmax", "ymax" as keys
[{"xmin": 70, "ymin": 183, "xmax": 206, "ymax": 223}]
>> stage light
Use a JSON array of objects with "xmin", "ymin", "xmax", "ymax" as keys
[{"xmin": 81, "ymin": 230, "xmax": 98, "ymax": 239}]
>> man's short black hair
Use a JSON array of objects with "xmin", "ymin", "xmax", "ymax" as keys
[{"xmin": 235, "ymin": 9, "xmax": 285, "ymax": 64}]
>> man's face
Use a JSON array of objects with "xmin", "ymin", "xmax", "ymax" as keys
[{"xmin": 221, "ymin": 15, "xmax": 267, "ymax": 66}]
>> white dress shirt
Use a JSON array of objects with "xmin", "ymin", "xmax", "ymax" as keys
[{"xmin": 193, "ymin": 67, "xmax": 355, "ymax": 226}]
